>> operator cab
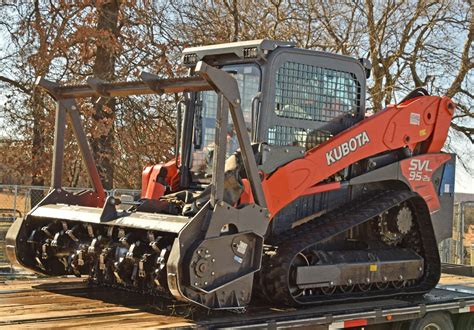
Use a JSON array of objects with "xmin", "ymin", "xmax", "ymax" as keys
[{"xmin": 179, "ymin": 39, "xmax": 369, "ymax": 187}]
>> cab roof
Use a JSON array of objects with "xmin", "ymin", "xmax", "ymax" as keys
[{"xmin": 182, "ymin": 39, "xmax": 295, "ymax": 65}]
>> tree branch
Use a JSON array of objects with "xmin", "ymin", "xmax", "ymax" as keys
[{"xmin": 0, "ymin": 75, "xmax": 30, "ymax": 94}]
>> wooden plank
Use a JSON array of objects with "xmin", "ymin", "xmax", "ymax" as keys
[
  {"xmin": 439, "ymin": 273, "xmax": 474, "ymax": 287},
  {"xmin": 0, "ymin": 277, "xmax": 198, "ymax": 328},
  {"xmin": 2, "ymin": 274, "xmax": 474, "ymax": 328},
  {"xmin": 9, "ymin": 312, "xmax": 195, "ymax": 329}
]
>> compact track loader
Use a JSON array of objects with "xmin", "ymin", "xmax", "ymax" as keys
[{"xmin": 6, "ymin": 40, "xmax": 456, "ymax": 309}]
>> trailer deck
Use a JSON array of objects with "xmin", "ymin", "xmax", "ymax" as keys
[{"xmin": 0, "ymin": 274, "xmax": 473, "ymax": 329}]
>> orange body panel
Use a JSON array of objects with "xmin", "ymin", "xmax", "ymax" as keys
[
  {"xmin": 141, "ymin": 159, "xmax": 179, "ymax": 200},
  {"xmin": 261, "ymin": 96, "xmax": 455, "ymax": 218},
  {"xmin": 240, "ymin": 179, "xmax": 254, "ymax": 204},
  {"xmin": 399, "ymin": 153, "xmax": 451, "ymax": 212}
]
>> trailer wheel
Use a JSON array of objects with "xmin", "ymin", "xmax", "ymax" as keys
[
  {"xmin": 407, "ymin": 312, "xmax": 454, "ymax": 330},
  {"xmin": 455, "ymin": 313, "xmax": 474, "ymax": 330}
]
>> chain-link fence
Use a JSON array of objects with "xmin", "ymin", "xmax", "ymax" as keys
[
  {"xmin": 0, "ymin": 184, "xmax": 140, "ymax": 267},
  {"xmin": 448, "ymin": 200, "xmax": 474, "ymax": 265}
]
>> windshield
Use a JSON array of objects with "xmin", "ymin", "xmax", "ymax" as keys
[{"xmin": 190, "ymin": 64, "xmax": 261, "ymax": 183}]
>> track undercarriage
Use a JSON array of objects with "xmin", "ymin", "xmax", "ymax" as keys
[{"xmin": 259, "ymin": 190, "xmax": 440, "ymax": 305}]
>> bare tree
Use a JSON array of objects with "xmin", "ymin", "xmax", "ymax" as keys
[
  {"xmin": 0, "ymin": 1, "xmax": 178, "ymax": 188},
  {"xmin": 0, "ymin": 1, "xmax": 472, "ymax": 188}
]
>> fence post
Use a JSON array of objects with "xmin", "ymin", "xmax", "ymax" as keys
[
  {"xmin": 460, "ymin": 202, "xmax": 465, "ymax": 264},
  {"xmin": 13, "ymin": 185, "xmax": 18, "ymax": 219},
  {"xmin": 25, "ymin": 188, "xmax": 29, "ymax": 214},
  {"xmin": 471, "ymin": 243, "xmax": 474, "ymax": 266}
]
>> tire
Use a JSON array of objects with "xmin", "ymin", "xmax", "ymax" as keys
[
  {"xmin": 455, "ymin": 313, "xmax": 474, "ymax": 330},
  {"xmin": 407, "ymin": 312, "xmax": 454, "ymax": 330}
]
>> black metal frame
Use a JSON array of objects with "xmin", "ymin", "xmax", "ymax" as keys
[
  {"xmin": 180, "ymin": 40, "xmax": 370, "ymax": 149},
  {"xmin": 36, "ymin": 64, "xmax": 267, "ymax": 209},
  {"xmin": 37, "ymin": 77, "xmax": 106, "ymax": 199},
  {"xmin": 258, "ymin": 47, "xmax": 367, "ymax": 143}
]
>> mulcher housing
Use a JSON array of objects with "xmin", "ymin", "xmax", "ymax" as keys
[{"xmin": 6, "ymin": 40, "xmax": 456, "ymax": 310}]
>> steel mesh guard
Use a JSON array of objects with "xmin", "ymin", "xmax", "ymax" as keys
[{"xmin": 274, "ymin": 62, "xmax": 359, "ymax": 122}]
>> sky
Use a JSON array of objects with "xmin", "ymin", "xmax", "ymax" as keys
[
  {"xmin": 456, "ymin": 164, "xmax": 474, "ymax": 194},
  {"xmin": 449, "ymin": 129, "xmax": 474, "ymax": 194}
]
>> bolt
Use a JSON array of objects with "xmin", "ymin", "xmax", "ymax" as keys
[
  {"xmin": 204, "ymin": 281, "xmax": 208, "ymax": 285},
  {"xmin": 284, "ymin": 149, "xmax": 289, "ymax": 153},
  {"xmin": 330, "ymin": 281, "xmax": 334, "ymax": 286},
  {"xmin": 366, "ymin": 278, "xmax": 371, "ymax": 283},
  {"xmin": 211, "ymin": 272, "xmax": 215, "ymax": 276},
  {"xmin": 205, "ymin": 250, "xmax": 209, "ymax": 254},
  {"xmin": 194, "ymin": 282, "xmax": 199, "ymax": 286},
  {"xmin": 383, "ymin": 276, "xmax": 388, "ymax": 282},
  {"xmin": 234, "ymin": 98, "xmax": 240, "ymax": 104},
  {"xmin": 212, "ymin": 258, "xmax": 216, "ymax": 263},
  {"xmin": 418, "ymin": 267, "xmax": 423, "ymax": 271},
  {"xmin": 347, "ymin": 279, "xmax": 352, "ymax": 285},
  {"xmin": 399, "ymin": 275, "xmax": 404, "ymax": 280}
]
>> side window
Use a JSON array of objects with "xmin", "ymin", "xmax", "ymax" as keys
[
  {"xmin": 267, "ymin": 126, "xmax": 333, "ymax": 149},
  {"xmin": 269, "ymin": 61, "xmax": 360, "ymax": 149},
  {"xmin": 190, "ymin": 64, "xmax": 260, "ymax": 182}
]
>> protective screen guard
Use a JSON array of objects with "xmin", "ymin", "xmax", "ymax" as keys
[{"xmin": 35, "ymin": 73, "xmax": 213, "ymax": 204}]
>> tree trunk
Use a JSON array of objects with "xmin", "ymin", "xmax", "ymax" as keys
[
  {"xmin": 31, "ymin": 96, "xmax": 46, "ymax": 187},
  {"xmin": 91, "ymin": 0, "xmax": 120, "ymax": 190},
  {"xmin": 30, "ymin": 93, "xmax": 47, "ymax": 208}
]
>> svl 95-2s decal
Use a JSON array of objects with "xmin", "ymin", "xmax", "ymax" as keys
[{"xmin": 408, "ymin": 159, "xmax": 432, "ymax": 181}]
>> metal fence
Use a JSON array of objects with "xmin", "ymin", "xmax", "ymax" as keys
[
  {"xmin": 0, "ymin": 184, "xmax": 140, "ymax": 266},
  {"xmin": 0, "ymin": 184, "xmax": 141, "ymax": 221}
]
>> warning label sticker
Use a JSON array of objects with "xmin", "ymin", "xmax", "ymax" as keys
[
  {"xmin": 236, "ymin": 241, "xmax": 248, "ymax": 255},
  {"xmin": 410, "ymin": 112, "xmax": 421, "ymax": 125}
]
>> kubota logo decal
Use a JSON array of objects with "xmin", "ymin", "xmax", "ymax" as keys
[{"xmin": 326, "ymin": 131, "xmax": 370, "ymax": 165}]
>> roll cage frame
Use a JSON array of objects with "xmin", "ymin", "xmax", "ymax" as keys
[{"xmin": 36, "ymin": 62, "xmax": 267, "ymax": 210}]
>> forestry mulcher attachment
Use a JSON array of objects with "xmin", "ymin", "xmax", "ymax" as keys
[{"xmin": 7, "ymin": 40, "xmax": 456, "ymax": 309}]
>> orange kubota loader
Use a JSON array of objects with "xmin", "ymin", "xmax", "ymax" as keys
[{"xmin": 6, "ymin": 40, "xmax": 456, "ymax": 309}]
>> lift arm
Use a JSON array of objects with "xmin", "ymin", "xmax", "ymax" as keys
[{"xmin": 262, "ymin": 96, "xmax": 455, "ymax": 217}]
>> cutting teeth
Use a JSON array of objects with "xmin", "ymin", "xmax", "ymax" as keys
[{"xmin": 27, "ymin": 221, "xmax": 174, "ymax": 297}]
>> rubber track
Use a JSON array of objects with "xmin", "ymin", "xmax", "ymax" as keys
[{"xmin": 259, "ymin": 190, "xmax": 441, "ymax": 306}]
